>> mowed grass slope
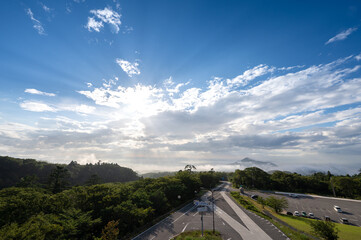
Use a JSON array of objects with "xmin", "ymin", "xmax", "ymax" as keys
[{"xmin": 276, "ymin": 214, "xmax": 361, "ymax": 240}]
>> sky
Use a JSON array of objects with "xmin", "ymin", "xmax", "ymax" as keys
[{"xmin": 1, "ymin": 0, "xmax": 361, "ymax": 174}]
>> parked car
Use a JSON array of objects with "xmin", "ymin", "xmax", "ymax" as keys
[
  {"xmin": 289, "ymin": 193, "xmax": 298, "ymax": 198},
  {"xmin": 286, "ymin": 211, "xmax": 293, "ymax": 216},
  {"xmin": 324, "ymin": 216, "xmax": 331, "ymax": 221},
  {"xmin": 301, "ymin": 211, "xmax": 307, "ymax": 217},
  {"xmin": 294, "ymin": 211, "xmax": 300, "ymax": 216},
  {"xmin": 340, "ymin": 218, "xmax": 349, "ymax": 224},
  {"xmin": 251, "ymin": 195, "xmax": 258, "ymax": 200},
  {"xmin": 334, "ymin": 206, "xmax": 342, "ymax": 213},
  {"xmin": 308, "ymin": 213, "xmax": 314, "ymax": 218}
]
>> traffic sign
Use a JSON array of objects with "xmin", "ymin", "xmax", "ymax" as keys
[
  {"xmin": 197, "ymin": 207, "xmax": 208, "ymax": 212},
  {"xmin": 194, "ymin": 201, "xmax": 210, "ymax": 207}
]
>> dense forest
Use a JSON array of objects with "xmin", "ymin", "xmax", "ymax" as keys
[
  {"xmin": 0, "ymin": 166, "xmax": 222, "ymax": 239},
  {"xmin": 0, "ymin": 156, "xmax": 139, "ymax": 189},
  {"xmin": 230, "ymin": 167, "xmax": 361, "ymax": 199}
]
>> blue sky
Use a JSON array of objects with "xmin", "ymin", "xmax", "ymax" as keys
[{"xmin": 1, "ymin": 0, "xmax": 361, "ymax": 174}]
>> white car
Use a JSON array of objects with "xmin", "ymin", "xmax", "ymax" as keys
[
  {"xmin": 309, "ymin": 213, "xmax": 314, "ymax": 218},
  {"xmin": 294, "ymin": 211, "xmax": 300, "ymax": 216},
  {"xmin": 340, "ymin": 218, "xmax": 349, "ymax": 224},
  {"xmin": 334, "ymin": 206, "xmax": 342, "ymax": 213}
]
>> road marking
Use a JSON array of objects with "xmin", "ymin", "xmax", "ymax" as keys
[
  {"xmin": 220, "ymin": 191, "xmax": 272, "ymax": 240},
  {"xmin": 215, "ymin": 206, "xmax": 254, "ymax": 239},
  {"xmin": 150, "ymin": 236, "xmax": 155, "ymax": 240},
  {"xmin": 182, "ymin": 223, "xmax": 190, "ymax": 232},
  {"xmin": 222, "ymin": 221, "xmax": 225, "ymax": 225},
  {"xmin": 170, "ymin": 205, "xmax": 196, "ymax": 225},
  {"xmin": 193, "ymin": 211, "xmax": 198, "ymax": 216},
  {"xmin": 132, "ymin": 202, "xmax": 195, "ymax": 239}
]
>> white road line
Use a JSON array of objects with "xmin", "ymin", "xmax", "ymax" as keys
[
  {"xmin": 182, "ymin": 223, "xmax": 190, "ymax": 232},
  {"xmin": 215, "ymin": 206, "xmax": 254, "ymax": 239},
  {"xmin": 150, "ymin": 236, "xmax": 155, "ymax": 240},
  {"xmin": 193, "ymin": 211, "xmax": 198, "ymax": 216},
  {"xmin": 132, "ymin": 202, "xmax": 194, "ymax": 239},
  {"xmin": 170, "ymin": 205, "xmax": 196, "ymax": 224},
  {"xmin": 220, "ymin": 191, "xmax": 272, "ymax": 240}
]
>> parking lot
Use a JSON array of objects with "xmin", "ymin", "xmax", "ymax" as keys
[{"xmin": 246, "ymin": 190, "xmax": 361, "ymax": 226}]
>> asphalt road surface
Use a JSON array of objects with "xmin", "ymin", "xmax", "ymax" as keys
[
  {"xmin": 133, "ymin": 182, "xmax": 288, "ymax": 240},
  {"xmin": 246, "ymin": 190, "xmax": 361, "ymax": 227}
]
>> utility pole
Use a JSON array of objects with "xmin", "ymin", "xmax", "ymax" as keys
[
  {"xmin": 201, "ymin": 212, "xmax": 204, "ymax": 236},
  {"xmin": 212, "ymin": 189, "xmax": 215, "ymax": 233}
]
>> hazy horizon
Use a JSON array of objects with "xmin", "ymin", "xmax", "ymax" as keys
[{"xmin": 1, "ymin": 1, "xmax": 361, "ymax": 175}]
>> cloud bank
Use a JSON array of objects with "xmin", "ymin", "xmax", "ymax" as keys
[{"xmin": 3, "ymin": 56, "xmax": 361, "ymax": 174}]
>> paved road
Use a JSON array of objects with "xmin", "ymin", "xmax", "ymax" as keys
[
  {"xmin": 247, "ymin": 190, "xmax": 361, "ymax": 226},
  {"xmin": 133, "ymin": 182, "xmax": 288, "ymax": 240}
]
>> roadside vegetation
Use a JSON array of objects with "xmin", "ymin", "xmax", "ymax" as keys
[
  {"xmin": 172, "ymin": 230, "xmax": 222, "ymax": 240},
  {"xmin": 230, "ymin": 191, "xmax": 361, "ymax": 240},
  {"xmin": 0, "ymin": 164, "xmax": 222, "ymax": 239},
  {"xmin": 230, "ymin": 167, "xmax": 361, "ymax": 199}
]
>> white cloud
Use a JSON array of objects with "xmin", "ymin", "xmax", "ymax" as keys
[
  {"xmin": 25, "ymin": 88, "xmax": 56, "ymax": 96},
  {"xmin": 40, "ymin": 3, "xmax": 51, "ymax": 12},
  {"xmin": 227, "ymin": 64, "xmax": 274, "ymax": 86},
  {"xmin": 26, "ymin": 8, "xmax": 46, "ymax": 35},
  {"xmin": 20, "ymin": 101, "xmax": 56, "ymax": 112},
  {"xmin": 326, "ymin": 27, "xmax": 357, "ymax": 45},
  {"xmin": 86, "ymin": 17, "xmax": 104, "ymax": 32},
  {"xmin": 20, "ymin": 99, "xmax": 95, "ymax": 115},
  {"xmin": 87, "ymin": 7, "xmax": 121, "ymax": 33},
  {"xmin": 355, "ymin": 54, "xmax": 361, "ymax": 61},
  {"xmin": 61, "ymin": 104, "xmax": 96, "ymax": 114},
  {"xmin": 115, "ymin": 59, "xmax": 140, "ymax": 77}
]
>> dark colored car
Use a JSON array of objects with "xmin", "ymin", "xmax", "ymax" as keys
[
  {"xmin": 251, "ymin": 195, "xmax": 258, "ymax": 200},
  {"xmin": 286, "ymin": 211, "xmax": 293, "ymax": 215},
  {"xmin": 324, "ymin": 216, "xmax": 331, "ymax": 221}
]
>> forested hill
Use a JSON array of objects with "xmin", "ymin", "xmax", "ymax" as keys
[{"xmin": 0, "ymin": 156, "xmax": 139, "ymax": 189}]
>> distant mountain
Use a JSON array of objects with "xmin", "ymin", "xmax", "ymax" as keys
[
  {"xmin": 231, "ymin": 157, "xmax": 277, "ymax": 168},
  {"xmin": 141, "ymin": 171, "xmax": 176, "ymax": 178}
]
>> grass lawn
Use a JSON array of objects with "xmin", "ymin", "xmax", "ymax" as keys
[
  {"xmin": 171, "ymin": 230, "xmax": 222, "ymax": 240},
  {"xmin": 276, "ymin": 214, "xmax": 361, "ymax": 240}
]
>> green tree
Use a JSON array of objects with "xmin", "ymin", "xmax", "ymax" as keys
[
  {"xmin": 257, "ymin": 196, "xmax": 266, "ymax": 209},
  {"xmin": 16, "ymin": 175, "xmax": 40, "ymax": 188},
  {"xmin": 86, "ymin": 174, "xmax": 101, "ymax": 186},
  {"xmin": 310, "ymin": 220, "xmax": 339, "ymax": 240},
  {"xmin": 184, "ymin": 164, "xmax": 196, "ymax": 172},
  {"xmin": 48, "ymin": 166, "xmax": 70, "ymax": 193},
  {"xmin": 266, "ymin": 196, "xmax": 288, "ymax": 213}
]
